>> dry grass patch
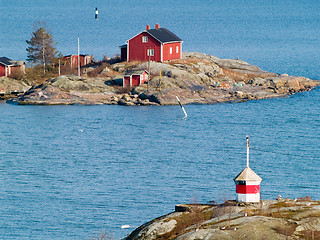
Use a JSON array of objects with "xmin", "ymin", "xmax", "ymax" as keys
[
  {"xmin": 221, "ymin": 68, "xmax": 276, "ymax": 82},
  {"xmin": 85, "ymin": 62, "xmax": 118, "ymax": 78},
  {"xmin": 271, "ymin": 201, "xmax": 300, "ymax": 209},
  {"xmin": 300, "ymin": 230, "xmax": 320, "ymax": 240},
  {"xmin": 272, "ymin": 222, "xmax": 297, "ymax": 237},
  {"xmin": 159, "ymin": 206, "xmax": 214, "ymax": 240},
  {"xmin": 119, "ymin": 60, "xmax": 145, "ymax": 69},
  {"xmin": 25, "ymin": 67, "xmax": 58, "ymax": 85}
]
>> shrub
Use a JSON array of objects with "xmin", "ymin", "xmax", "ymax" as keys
[
  {"xmin": 10, "ymin": 69, "xmax": 25, "ymax": 80},
  {"xmin": 25, "ymin": 66, "xmax": 57, "ymax": 85}
]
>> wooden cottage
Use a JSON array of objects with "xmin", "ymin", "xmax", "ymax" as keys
[
  {"xmin": 123, "ymin": 70, "xmax": 149, "ymax": 88},
  {"xmin": 63, "ymin": 54, "xmax": 92, "ymax": 68},
  {"xmin": 0, "ymin": 57, "xmax": 25, "ymax": 77},
  {"xmin": 121, "ymin": 24, "xmax": 183, "ymax": 62}
]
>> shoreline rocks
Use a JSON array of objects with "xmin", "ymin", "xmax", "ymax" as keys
[
  {"xmin": 6, "ymin": 53, "xmax": 319, "ymax": 105},
  {"xmin": 125, "ymin": 198, "xmax": 320, "ymax": 240},
  {"xmin": 0, "ymin": 76, "xmax": 30, "ymax": 100}
]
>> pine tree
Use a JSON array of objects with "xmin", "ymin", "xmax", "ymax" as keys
[{"xmin": 26, "ymin": 23, "xmax": 57, "ymax": 74}]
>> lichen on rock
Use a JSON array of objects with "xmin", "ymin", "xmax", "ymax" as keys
[
  {"xmin": 125, "ymin": 199, "xmax": 320, "ymax": 240},
  {"xmin": 7, "ymin": 53, "xmax": 319, "ymax": 105}
]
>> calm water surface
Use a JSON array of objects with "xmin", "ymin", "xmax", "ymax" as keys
[
  {"xmin": 1, "ymin": 0, "xmax": 320, "ymax": 79},
  {"xmin": 1, "ymin": 0, "xmax": 320, "ymax": 239},
  {"xmin": 0, "ymin": 88, "xmax": 320, "ymax": 239}
]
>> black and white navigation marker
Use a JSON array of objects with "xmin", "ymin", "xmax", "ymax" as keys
[{"xmin": 176, "ymin": 96, "xmax": 188, "ymax": 118}]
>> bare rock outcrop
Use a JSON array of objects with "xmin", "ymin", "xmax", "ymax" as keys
[
  {"xmin": 10, "ymin": 75, "xmax": 117, "ymax": 105},
  {"xmin": 126, "ymin": 199, "xmax": 320, "ymax": 240},
  {"xmin": 0, "ymin": 76, "xmax": 30, "ymax": 100},
  {"xmin": 9, "ymin": 53, "xmax": 319, "ymax": 105}
]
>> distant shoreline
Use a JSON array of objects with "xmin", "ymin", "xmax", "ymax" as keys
[{"xmin": 2, "ymin": 52, "xmax": 318, "ymax": 106}]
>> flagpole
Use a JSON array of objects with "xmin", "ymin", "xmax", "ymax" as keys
[
  {"xmin": 246, "ymin": 135, "xmax": 249, "ymax": 168},
  {"xmin": 78, "ymin": 37, "xmax": 80, "ymax": 77}
]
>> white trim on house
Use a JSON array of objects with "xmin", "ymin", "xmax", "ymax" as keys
[
  {"xmin": 126, "ymin": 30, "xmax": 183, "ymax": 45},
  {"xmin": 126, "ymin": 30, "xmax": 147, "ymax": 43},
  {"xmin": 161, "ymin": 44, "xmax": 163, "ymax": 62},
  {"xmin": 162, "ymin": 41, "xmax": 184, "ymax": 45},
  {"xmin": 127, "ymin": 42, "xmax": 130, "ymax": 61}
]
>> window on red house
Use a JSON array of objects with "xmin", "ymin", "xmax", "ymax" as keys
[
  {"xmin": 142, "ymin": 36, "xmax": 148, "ymax": 43},
  {"xmin": 147, "ymin": 49, "xmax": 154, "ymax": 56}
]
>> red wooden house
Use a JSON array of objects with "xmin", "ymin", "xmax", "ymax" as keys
[
  {"xmin": 123, "ymin": 70, "xmax": 149, "ymax": 88},
  {"xmin": 0, "ymin": 57, "xmax": 26, "ymax": 77},
  {"xmin": 121, "ymin": 24, "xmax": 183, "ymax": 62},
  {"xmin": 63, "ymin": 54, "xmax": 92, "ymax": 68}
]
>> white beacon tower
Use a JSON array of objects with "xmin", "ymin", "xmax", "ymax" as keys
[{"xmin": 233, "ymin": 136, "xmax": 262, "ymax": 203}]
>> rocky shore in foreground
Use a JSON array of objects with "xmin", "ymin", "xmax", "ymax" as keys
[
  {"xmin": 4, "ymin": 52, "xmax": 319, "ymax": 105},
  {"xmin": 126, "ymin": 198, "xmax": 320, "ymax": 240}
]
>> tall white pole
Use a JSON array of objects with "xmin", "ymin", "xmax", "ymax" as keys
[
  {"xmin": 78, "ymin": 37, "xmax": 80, "ymax": 77},
  {"xmin": 58, "ymin": 59, "xmax": 60, "ymax": 76},
  {"xmin": 246, "ymin": 135, "xmax": 249, "ymax": 168}
]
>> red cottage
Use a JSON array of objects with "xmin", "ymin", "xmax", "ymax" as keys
[
  {"xmin": 123, "ymin": 70, "xmax": 149, "ymax": 88},
  {"xmin": 121, "ymin": 24, "xmax": 183, "ymax": 62},
  {"xmin": 62, "ymin": 54, "xmax": 92, "ymax": 68},
  {"xmin": 0, "ymin": 57, "xmax": 26, "ymax": 77}
]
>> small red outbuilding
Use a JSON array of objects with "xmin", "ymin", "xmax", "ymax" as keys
[
  {"xmin": 63, "ymin": 54, "xmax": 92, "ymax": 68},
  {"xmin": 0, "ymin": 57, "xmax": 26, "ymax": 77},
  {"xmin": 123, "ymin": 70, "xmax": 149, "ymax": 88},
  {"xmin": 121, "ymin": 24, "xmax": 183, "ymax": 62}
]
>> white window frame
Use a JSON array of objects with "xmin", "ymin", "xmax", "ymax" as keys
[
  {"xmin": 170, "ymin": 47, "xmax": 172, "ymax": 54},
  {"xmin": 142, "ymin": 36, "xmax": 148, "ymax": 43},
  {"xmin": 176, "ymin": 46, "xmax": 179, "ymax": 53},
  {"xmin": 147, "ymin": 49, "xmax": 154, "ymax": 56}
]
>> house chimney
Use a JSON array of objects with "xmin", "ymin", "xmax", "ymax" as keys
[
  {"xmin": 155, "ymin": 24, "xmax": 160, "ymax": 29},
  {"xmin": 146, "ymin": 25, "xmax": 150, "ymax": 30}
]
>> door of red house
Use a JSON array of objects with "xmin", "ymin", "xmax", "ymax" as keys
[
  {"xmin": 123, "ymin": 77, "xmax": 130, "ymax": 87},
  {"xmin": 132, "ymin": 75, "xmax": 140, "ymax": 86},
  {"xmin": 0, "ymin": 65, "xmax": 5, "ymax": 77}
]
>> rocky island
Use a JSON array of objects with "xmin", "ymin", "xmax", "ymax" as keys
[
  {"xmin": 3, "ymin": 52, "xmax": 318, "ymax": 105},
  {"xmin": 126, "ymin": 198, "xmax": 320, "ymax": 240}
]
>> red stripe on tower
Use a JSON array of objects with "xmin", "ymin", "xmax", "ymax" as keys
[{"xmin": 236, "ymin": 184, "xmax": 260, "ymax": 194}]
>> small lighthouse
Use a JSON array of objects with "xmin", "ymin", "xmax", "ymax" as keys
[{"xmin": 233, "ymin": 136, "xmax": 262, "ymax": 203}]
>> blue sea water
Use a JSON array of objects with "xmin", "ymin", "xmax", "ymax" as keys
[
  {"xmin": 1, "ymin": 0, "xmax": 320, "ymax": 239},
  {"xmin": 1, "ymin": 0, "xmax": 320, "ymax": 79}
]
